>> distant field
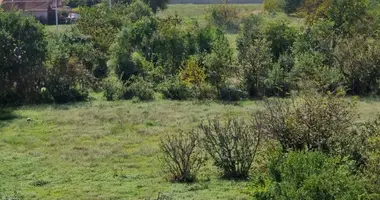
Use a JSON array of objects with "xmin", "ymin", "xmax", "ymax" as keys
[
  {"xmin": 158, "ymin": 3, "xmax": 262, "ymax": 26},
  {"xmin": 45, "ymin": 24, "xmax": 72, "ymax": 33}
]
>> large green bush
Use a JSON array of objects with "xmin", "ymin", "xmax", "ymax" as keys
[
  {"xmin": 0, "ymin": 12, "xmax": 47, "ymax": 104},
  {"xmin": 44, "ymin": 30, "xmax": 105, "ymax": 103},
  {"xmin": 253, "ymin": 151, "xmax": 367, "ymax": 199},
  {"xmin": 263, "ymin": 20, "xmax": 298, "ymax": 60},
  {"xmin": 260, "ymin": 91, "xmax": 357, "ymax": 155}
]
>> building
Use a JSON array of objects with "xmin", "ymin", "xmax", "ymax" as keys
[{"xmin": 0, "ymin": 0, "xmax": 62, "ymax": 24}]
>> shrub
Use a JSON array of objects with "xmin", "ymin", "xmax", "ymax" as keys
[
  {"xmin": 291, "ymin": 52, "xmax": 343, "ymax": 91},
  {"xmin": 158, "ymin": 77, "xmax": 194, "ymax": 100},
  {"xmin": 44, "ymin": 32, "xmax": 100, "ymax": 103},
  {"xmin": 260, "ymin": 91, "xmax": 357, "ymax": 154},
  {"xmin": 219, "ymin": 85, "xmax": 247, "ymax": 101},
  {"xmin": 200, "ymin": 117, "xmax": 263, "ymax": 179},
  {"xmin": 334, "ymin": 37, "xmax": 380, "ymax": 95},
  {"xmin": 103, "ymin": 74, "xmax": 124, "ymax": 101},
  {"xmin": 350, "ymin": 116, "xmax": 380, "ymax": 194},
  {"xmin": 284, "ymin": 0, "xmax": 303, "ymax": 14},
  {"xmin": 263, "ymin": 0, "xmax": 286, "ymax": 13},
  {"xmin": 45, "ymin": 56, "xmax": 92, "ymax": 103},
  {"xmin": 253, "ymin": 151, "xmax": 367, "ymax": 199},
  {"xmin": 124, "ymin": 76, "xmax": 155, "ymax": 101},
  {"xmin": 116, "ymin": 0, "xmax": 169, "ymax": 13},
  {"xmin": 109, "ymin": 17, "xmax": 157, "ymax": 81},
  {"xmin": 76, "ymin": 4, "xmax": 130, "ymax": 51},
  {"xmin": 263, "ymin": 20, "xmax": 298, "ymax": 60},
  {"xmin": 152, "ymin": 17, "xmax": 193, "ymax": 74},
  {"xmin": 159, "ymin": 130, "xmax": 207, "ymax": 182},
  {"xmin": 179, "ymin": 57, "xmax": 206, "ymax": 87},
  {"xmin": 0, "ymin": 11, "xmax": 46, "ymax": 104},
  {"xmin": 240, "ymin": 39, "xmax": 273, "ymax": 97},
  {"xmin": 206, "ymin": 3, "xmax": 240, "ymax": 32}
]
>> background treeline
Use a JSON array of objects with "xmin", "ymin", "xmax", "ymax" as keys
[{"xmin": 0, "ymin": 0, "xmax": 379, "ymax": 105}]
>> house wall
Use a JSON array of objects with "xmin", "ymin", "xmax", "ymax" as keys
[{"xmin": 169, "ymin": 0, "xmax": 263, "ymax": 4}]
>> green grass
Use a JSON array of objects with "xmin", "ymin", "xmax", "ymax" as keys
[
  {"xmin": 45, "ymin": 24, "xmax": 73, "ymax": 33},
  {"xmin": 1, "ymin": 97, "xmax": 380, "ymax": 199}
]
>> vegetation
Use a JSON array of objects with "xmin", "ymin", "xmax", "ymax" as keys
[{"xmin": 1, "ymin": 0, "xmax": 380, "ymax": 199}]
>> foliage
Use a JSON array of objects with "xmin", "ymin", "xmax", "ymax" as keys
[
  {"xmin": 328, "ymin": 0, "xmax": 369, "ymax": 35},
  {"xmin": 116, "ymin": 0, "xmax": 169, "ymax": 13},
  {"xmin": 0, "ymin": 12, "xmax": 46, "ymax": 104},
  {"xmin": 240, "ymin": 39, "xmax": 273, "ymax": 97},
  {"xmin": 44, "ymin": 30, "xmax": 105, "ymax": 103},
  {"xmin": 291, "ymin": 52, "xmax": 343, "ymax": 91},
  {"xmin": 219, "ymin": 85, "xmax": 247, "ymax": 101},
  {"xmin": 152, "ymin": 16, "xmax": 194, "ymax": 74},
  {"xmin": 157, "ymin": 77, "xmax": 194, "ymax": 100},
  {"xmin": 200, "ymin": 117, "xmax": 263, "ymax": 179},
  {"xmin": 263, "ymin": 20, "xmax": 298, "ymax": 60},
  {"xmin": 253, "ymin": 151, "xmax": 367, "ymax": 199},
  {"xmin": 159, "ymin": 130, "xmax": 206, "ymax": 182},
  {"xmin": 334, "ymin": 37, "xmax": 380, "ymax": 95},
  {"xmin": 236, "ymin": 14, "xmax": 263, "ymax": 63},
  {"xmin": 284, "ymin": 0, "xmax": 304, "ymax": 14},
  {"xmin": 297, "ymin": 0, "xmax": 332, "ymax": 24},
  {"xmin": 179, "ymin": 57, "xmax": 206, "ymax": 87},
  {"xmin": 203, "ymin": 31, "xmax": 233, "ymax": 88},
  {"xmin": 206, "ymin": 3, "xmax": 240, "ymax": 32},
  {"xmin": 103, "ymin": 74, "xmax": 124, "ymax": 101},
  {"xmin": 263, "ymin": 0, "xmax": 286, "ymax": 13},
  {"xmin": 76, "ymin": 2, "xmax": 152, "ymax": 52},
  {"xmin": 260, "ymin": 91, "xmax": 357, "ymax": 154},
  {"xmin": 124, "ymin": 75, "xmax": 155, "ymax": 100}
]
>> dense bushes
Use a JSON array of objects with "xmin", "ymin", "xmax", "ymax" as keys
[
  {"xmin": 2, "ymin": 0, "xmax": 380, "ymax": 102},
  {"xmin": 253, "ymin": 151, "xmax": 367, "ymax": 199},
  {"xmin": 260, "ymin": 91, "xmax": 357, "ymax": 154},
  {"xmin": 0, "ymin": 12, "xmax": 47, "ymax": 104}
]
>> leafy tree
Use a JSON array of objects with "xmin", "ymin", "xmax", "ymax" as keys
[
  {"xmin": 77, "ymin": 1, "xmax": 152, "ymax": 52},
  {"xmin": 236, "ymin": 14, "xmax": 263, "ymax": 63},
  {"xmin": 263, "ymin": 20, "xmax": 298, "ymax": 60},
  {"xmin": 240, "ymin": 39, "xmax": 273, "ymax": 97},
  {"xmin": 0, "ymin": 12, "xmax": 47, "ymax": 104},
  {"xmin": 328, "ymin": 0, "xmax": 369, "ymax": 35}
]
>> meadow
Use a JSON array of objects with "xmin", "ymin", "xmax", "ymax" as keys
[
  {"xmin": 3, "ymin": 1, "xmax": 380, "ymax": 199},
  {"xmin": 1, "ymin": 96, "xmax": 380, "ymax": 199}
]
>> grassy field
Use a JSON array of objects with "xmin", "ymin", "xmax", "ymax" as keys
[
  {"xmin": 45, "ymin": 24, "xmax": 73, "ymax": 33},
  {"xmin": 1, "ymin": 96, "xmax": 380, "ymax": 199}
]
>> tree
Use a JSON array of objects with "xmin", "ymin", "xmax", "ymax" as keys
[{"xmin": 0, "ymin": 12, "xmax": 47, "ymax": 104}]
